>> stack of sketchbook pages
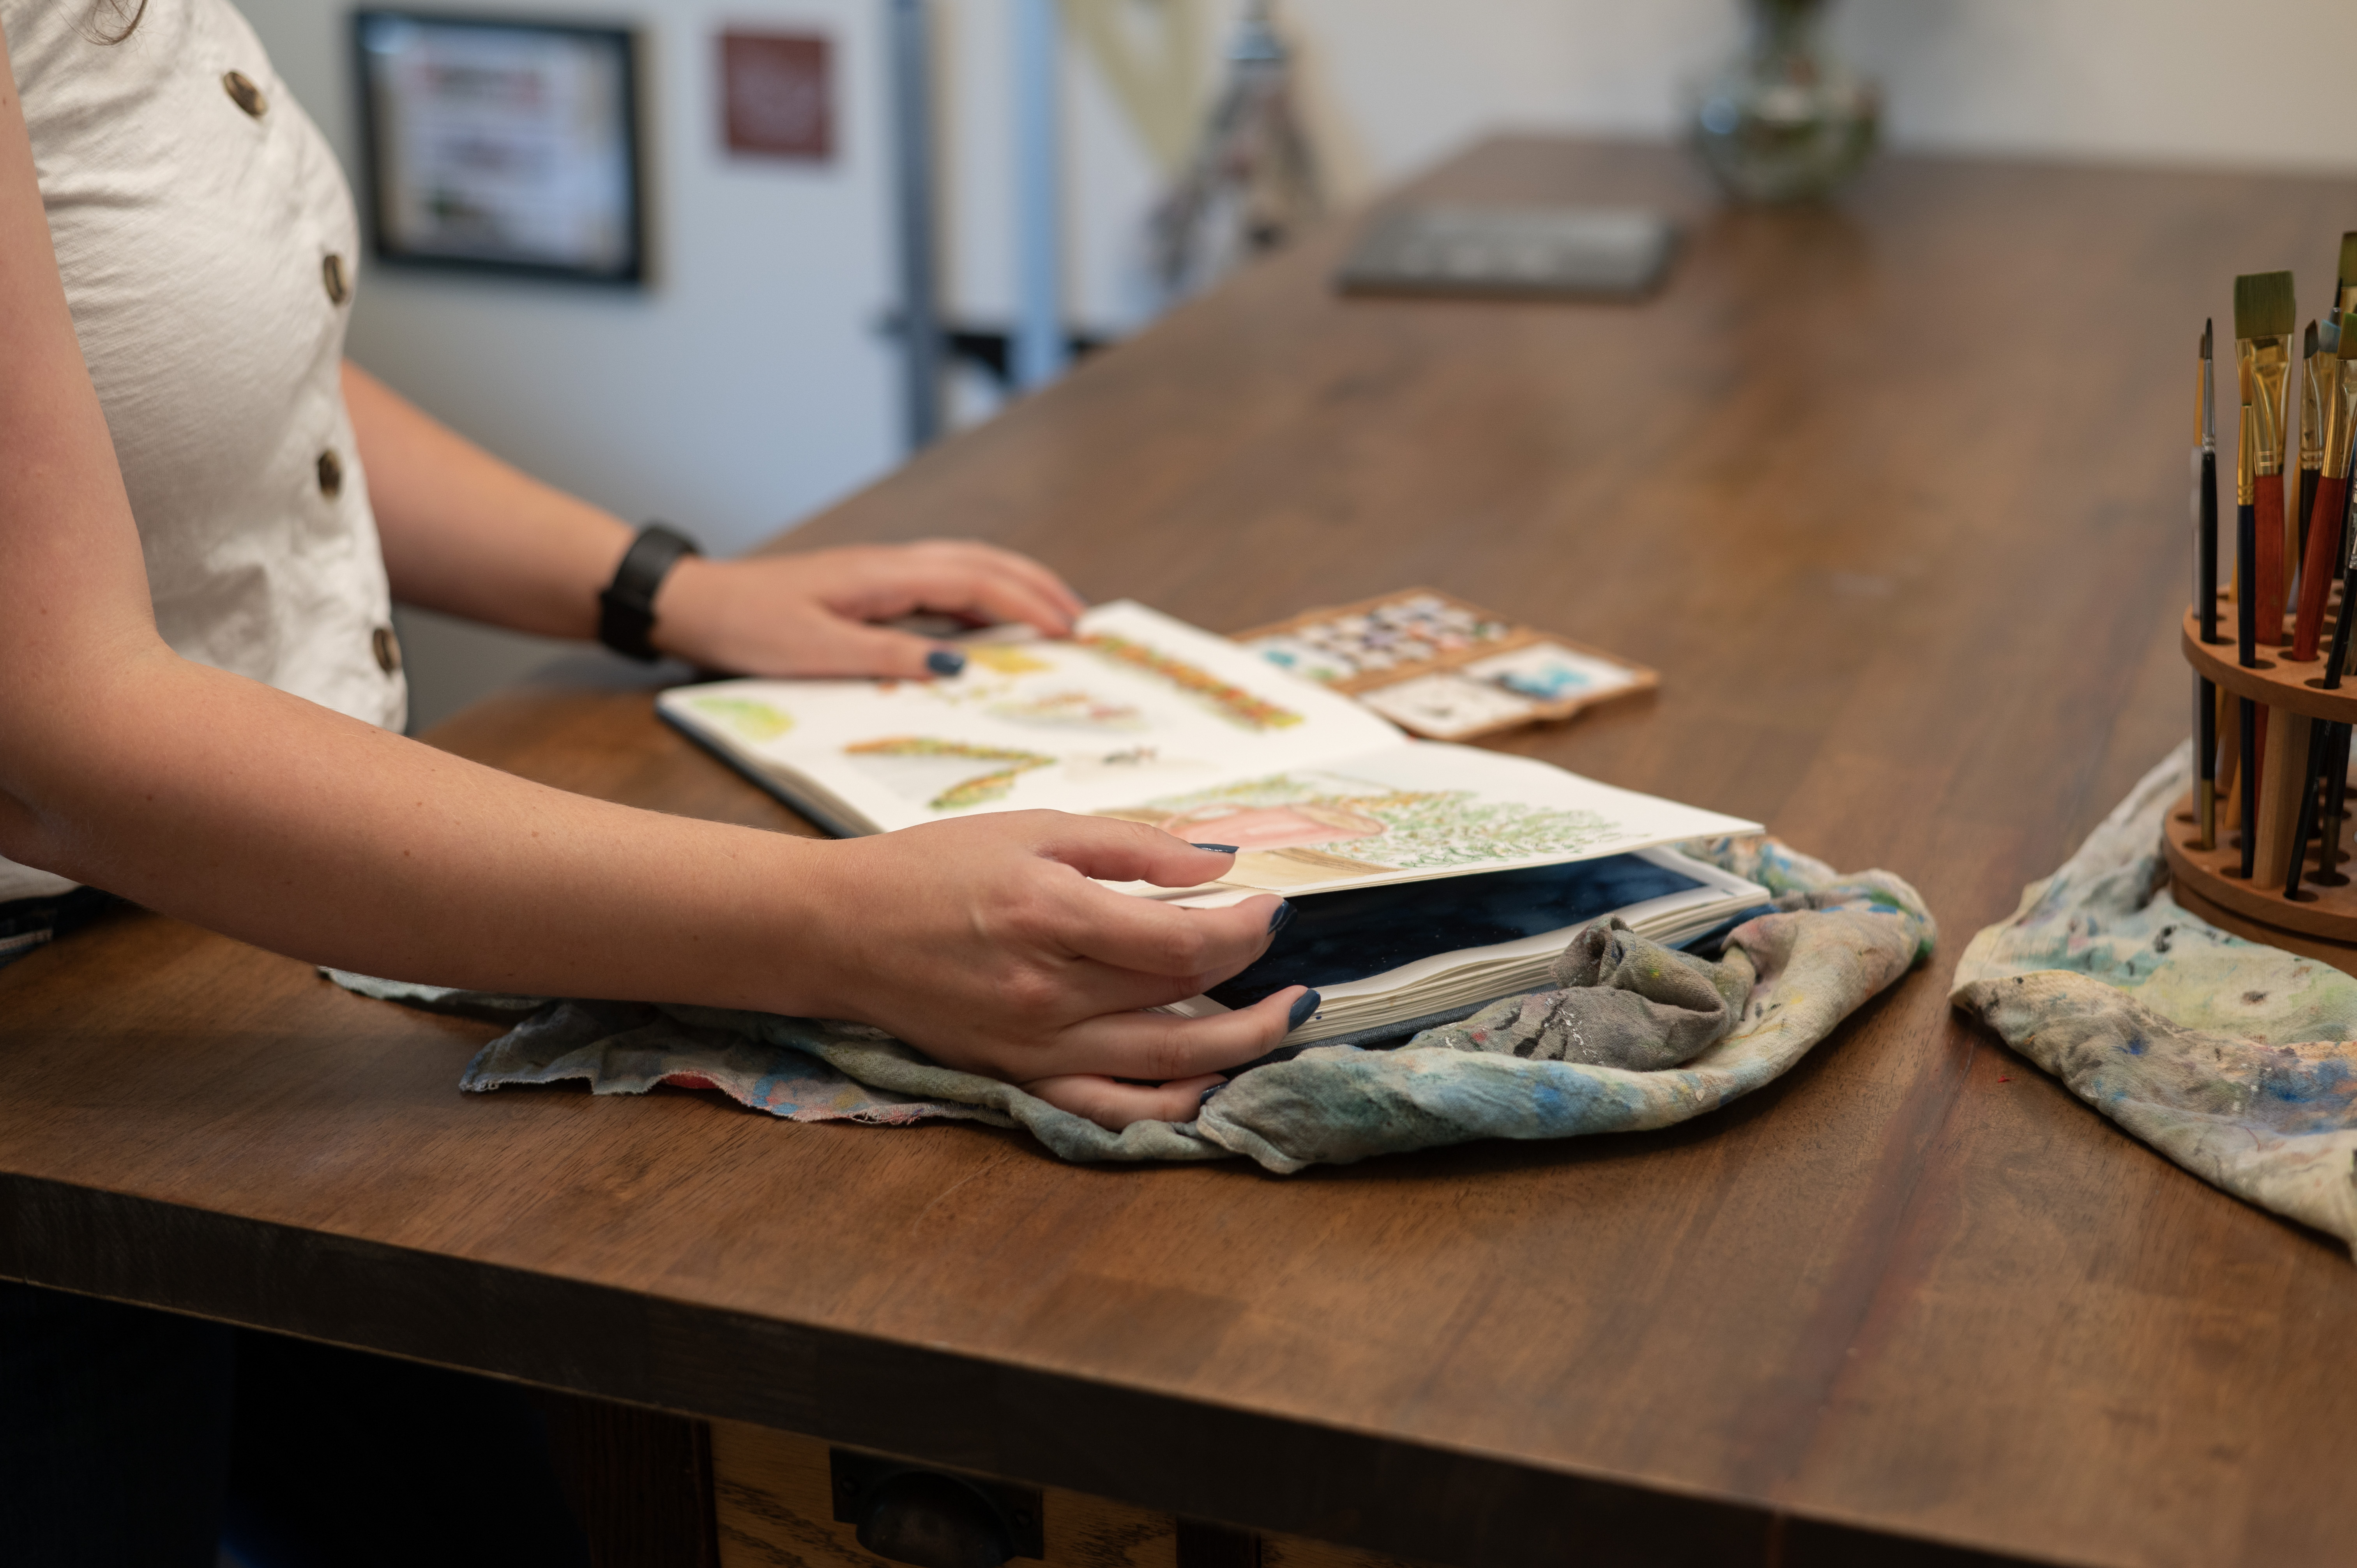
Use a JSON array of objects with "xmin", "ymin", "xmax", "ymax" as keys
[{"xmin": 659, "ymin": 602, "xmax": 1770, "ymax": 1047}]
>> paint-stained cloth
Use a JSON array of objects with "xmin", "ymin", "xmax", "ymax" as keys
[
  {"xmin": 1950, "ymin": 743, "xmax": 2357, "ymax": 1252},
  {"xmin": 329, "ymin": 834, "xmax": 1935, "ymax": 1172}
]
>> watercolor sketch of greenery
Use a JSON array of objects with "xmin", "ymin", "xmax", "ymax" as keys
[
  {"xmin": 688, "ymin": 696, "xmax": 792, "ymax": 743},
  {"xmin": 1125, "ymin": 772, "xmax": 1620, "ymax": 871},
  {"xmin": 843, "ymin": 736, "xmax": 1057, "ymax": 811}
]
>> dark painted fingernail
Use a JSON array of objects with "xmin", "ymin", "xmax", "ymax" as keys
[
  {"xmin": 925, "ymin": 648, "xmax": 966, "ymax": 677},
  {"xmin": 1189, "ymin": 842, "xmax": 1239, "ymax": 854},
  {"xmin": 1285, "ymin": 989, "xmax": 1320, "ymax": 1031},
  {"xmin": 1198, "ymin": 1081, "xmax": 1227, "ymax": 1108},
  {"xmin": 1267, "ymin": 900, "xmax": 1295, "ymax": 936}
]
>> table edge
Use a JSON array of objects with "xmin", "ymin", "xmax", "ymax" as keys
[{"xmin": 0, "ymin": 1172, "xmax": 2059, "ymax": 1568}]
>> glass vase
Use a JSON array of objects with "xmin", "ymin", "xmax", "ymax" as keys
[{"xmin": 1691, "ymin": 0, "xmax": 1880, "ymax": 204}]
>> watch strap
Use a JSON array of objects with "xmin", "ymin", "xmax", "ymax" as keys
[{"xmin": 597, "ymin": 522, "xmax": 700, "ymax": 662}]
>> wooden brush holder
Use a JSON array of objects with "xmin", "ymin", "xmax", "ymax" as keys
[{"xmin": 2168, "ymin": 598, "xmax": 2357, "ymax": 972}]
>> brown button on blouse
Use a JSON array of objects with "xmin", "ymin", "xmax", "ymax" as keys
[{"xmin": 222, "ymin": 69, "xmax": 266, "ymax": 117}]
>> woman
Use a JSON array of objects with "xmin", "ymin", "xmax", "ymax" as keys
[{"xmin": 0, "ymin": 0, "xmax": 1310, "ymax": 1559}]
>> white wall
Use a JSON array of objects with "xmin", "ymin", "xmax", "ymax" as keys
[
  {"xmin": 944, "ymin": 0, "xmax": 2357, "ymax": 371},
  {"xmin": 243, "ymin": 0, "xmax": 900, "ymax": 558},
  {"xmin": 1282, "ymin": 0, "xmax": 2357, "ymax": 193},
  {"xmin": 237, "ymin": 0, "xmax": 2357, "ymax": 728}
]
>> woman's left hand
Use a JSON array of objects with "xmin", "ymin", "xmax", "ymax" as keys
[{"xmin": 649, "ymin": 539, "xmax": 1086, "ymax": 677}]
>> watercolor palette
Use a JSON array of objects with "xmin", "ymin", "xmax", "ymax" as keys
[{"xmin": 1240, "ymin": 588, "xmax": 1656, "ymax": 742}]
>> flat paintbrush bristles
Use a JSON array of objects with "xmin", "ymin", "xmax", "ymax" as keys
[
  {"xmin": 2203, "ymin": 318, "xmax": 2213, "ymax": 358},
  {"xmin": 2237, "ymin": 270, "xmax": 2297, "ymax": 340},
  {"xmin": 2339, "ymin": 232, "xmax": 2357, "ymax": 292}
]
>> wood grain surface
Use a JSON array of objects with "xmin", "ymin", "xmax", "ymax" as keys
[{"xmin": 4, "ymin": 139, "xmax": 2354, "ymax": 1568}]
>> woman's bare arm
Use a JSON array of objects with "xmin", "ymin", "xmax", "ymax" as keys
[
  {"xmin": 347, "ymin": 362, "xmax": 639, "ymax": 641},
  {"xmin": 0, "ymin": 26, "xmax": 1300, "ymax": 1128}
]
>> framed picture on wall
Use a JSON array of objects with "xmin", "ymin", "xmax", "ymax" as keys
[{"xmin": 353, "ymin": 10, "xmax": 646, "ymax": 284}]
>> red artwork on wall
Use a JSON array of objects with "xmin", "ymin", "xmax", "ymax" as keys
[{"xmin": 719, "ymin": 32, "xmax": 831, "ymax": 160}]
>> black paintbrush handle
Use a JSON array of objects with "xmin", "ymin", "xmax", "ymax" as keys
[
  {"xmin": 2310, "ymin": 721, "xmax": 2347, "ymax": 882},
  {"xmin": 2240, "ymin": 697, "xmax": 2259, "ymax": 879},
  {"xmin": 2200, "ymin": 451, "xmax": 2219, "ymax": 643},
  {"xmin": 2330, "ymin": 572, "xmax": 2357, "ymax": 691},
  {"xmin": 2327, "ymin": 485, "xmax": 2357, "ymax": 689},
  {"xmin": 2237, "ymin": 502, "xmax": 2259, "ymax": 667}
]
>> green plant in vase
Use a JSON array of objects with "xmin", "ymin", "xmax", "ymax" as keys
[{"xmin": 1691, "ymin": 0, "xmax": 1880, "ymax": 203}]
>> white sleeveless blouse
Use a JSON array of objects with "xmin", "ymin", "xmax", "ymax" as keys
[{"xmin": 2, "ymin": 0, "xmax": 404, "ymax": 902}]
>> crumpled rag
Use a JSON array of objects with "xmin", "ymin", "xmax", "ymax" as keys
[
  {"xmin": 332, "ymin": 834, "xmax": 1933, "ymax": 1174},
  {"xmin": 1951, "ymin": 742, "xmax": 2357, "ymax": 1251}
]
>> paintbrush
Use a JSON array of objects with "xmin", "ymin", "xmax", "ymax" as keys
[
  {"xmin": 2200, "ymin": 319, "xmax": 2221, "ymax": 643},
  {"xmin": 2237, "ymin": 271, "xmax": 2295, "ymax": 645},
  {"xmin": 2235, "ymin": 449, "xmax": 2260, "ymax": 871},
  {"xmin": 2195, "ymin": 319, "xmax": 2221, "ymax": 845},
  {"xmin": 2322, "ymin": 230, "xmax": 2357, "ymax": 647},
  {"xmin": 2232, "ymin": 422, "xmax": 2260, "ymax": 867},
  {"xmin": 2300, "ymin": 319, "xmax": 2322, "ymax": 573},
  {"xmin": 2240, "ymin": 273, "xmax": 2300, "ymax": 880},
  {"xmin": 2194, "ymin": 680, "xmax": 2218, "ymax": 848},
  {"xmin": 2292, "ymin": 401, "xmax": 2357, "ymax": 880},
  {"xmin": 2327, "ymin": 231, "xmax": 2357, "ymax": 557},
  {"xmin": 2286, "ymin": 715, "xmax": 2328, "ymax": 899},
  {"xmin": 2295, "ymin": 312, "xmax": 2357, "ymax": 659},
  {"xmin": 2304, "ymin": 237, "xmax": 2357, "ymax": 651},
  {"xmin": 2311, "ymin": 476, "xmax": 2357, "ymax": 882},
  {"xmin": 2320, "ymin": 465, "xmax": 2357, "ymax": 690},
  {"xmin": 2231, "ymin": 376, "xmax": 2264, "ymax": 862},
  {"xmin": 2330, "ymin": 235, "xmax": 2357, "ymax": 433},
  {"xmin": 2322, "ymin": 723, "xmax": 2353, "ymax": 884}
]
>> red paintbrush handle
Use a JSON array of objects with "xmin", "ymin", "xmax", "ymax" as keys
[
  {"xmin": 2256, "ymin": 472, "xmax": 2287, "ymax": 645},
  {"xmin": 2295, "ymin": 474, "xmax": 2350, "ymax": 661}
]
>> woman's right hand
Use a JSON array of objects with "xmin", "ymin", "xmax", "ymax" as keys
[{"xmin": 783, "ymin": 812, "xmax": 1309, "ymax": 1130}]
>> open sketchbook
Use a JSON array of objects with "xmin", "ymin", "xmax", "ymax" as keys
[{"xmin": 657, "ymin": 600, "xmax": 1761, "ymax": 900}]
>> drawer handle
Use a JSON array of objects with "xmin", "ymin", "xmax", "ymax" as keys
[
  {"xmin": 830, "ymin": 1447, "xmax": 1044, "ymax": 1567},
  {"xmin": 855, "ymin": 1469, "xmax": 1015, "ymax": 1568}
]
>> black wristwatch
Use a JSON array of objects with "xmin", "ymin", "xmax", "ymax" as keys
[{"xmin": 597, "ymin": 522, "xmax": 700, "ymax": 661}]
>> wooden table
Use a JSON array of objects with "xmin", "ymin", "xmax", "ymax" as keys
[{"xmin": 5, "ymin": 138, "xmax": 2353, "ymax": 1568}]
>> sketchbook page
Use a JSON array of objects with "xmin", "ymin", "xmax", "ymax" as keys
[
  {"xmin": 654, "ymin": 600, "xmax": 1403, "ymax": 833},
  {"xmin": 1083, "ymin": 740, "xmax": 1762, "ymax": 897}
]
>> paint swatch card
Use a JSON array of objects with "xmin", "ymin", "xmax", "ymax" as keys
[
  {"xmin": 1465, "ymin": 642, "xmax": 1641, "ymax": 703},
  {"xmin": 1358, "ymin": 673, "xmax": 1539, "ymax": 739},
  {"xmin": 1238, "ymin": 589, "xmax": 1655, "ymax": 741}
]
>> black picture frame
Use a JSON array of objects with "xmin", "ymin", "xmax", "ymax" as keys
[{"xmin": 353, "ymin": 9, "xmax": 647, "ymax": 286}]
